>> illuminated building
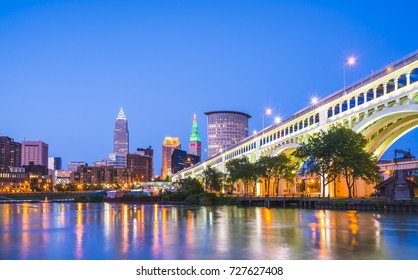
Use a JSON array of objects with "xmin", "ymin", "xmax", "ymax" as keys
[
  {"xmin": 161, "ymin": 137, "xmax": 180, "ymax": 179},
  {"xmin": 21, "ymin": 140, "xmax": 48, "ymax": 167},
  {"xmin": 204, "ymin": 110, "xmax": 251, "ymax": 158},
  {"xmin": 71, "ymin": 166, "xmax": 136, "ymax": 186},
  {"xmin": 171, "ymin": 149, "xmax": 200, "ymax": 174},
  {"xmin": 188, "ymin": 114, "xmax": 202, "ymax": 160},
  {"xmin": 114, "ymin": 107, "xmax": 129, "ymax": 155},
  {"xmin": 0, "ymin": 136, "xmax": 21, "ymax": 173},
  {"xmin": 109, "ymin": 108, "xmax": 129, "ymax": 168},
  {"xmin": 126, "ymin": 146, "xmax": 154, "ymax": 182}
]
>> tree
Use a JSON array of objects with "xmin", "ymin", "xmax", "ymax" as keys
[
  {"xmin": 202, "ymin": 167, "xmax": 223, "ymax": 193},
  {"xmin": 256, "ymin": 156, "xmax": 277, "ymax": 196},
  {"xmin": 295, "ymin": 126, "xmax": 381, "ymax": 198},
  {"xmin": 295, "ymin": 128, "xmax": 343, "ymax": 198},
  {"xmin": 331, "ymin": 127, "xmax": 381, "ymax": 198},
  {"xmin": 225, "ymin": 157, "xmax": 248, "ymax": 195},
  {"xmin": 177, "ymin": 177, "xmax": 204, "ymax": 196},
  {"xmin": 272, "ymin": 154, "xmax": 299, "ymax": 196}
]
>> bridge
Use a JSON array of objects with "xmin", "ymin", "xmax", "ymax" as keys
[{"xmin": 173, "ymin": 50, "xmax": 418, "ymax": 197}]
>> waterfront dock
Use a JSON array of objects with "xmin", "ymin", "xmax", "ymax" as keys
[{"xmin": 237, "ymin": 195, "xmax": 418, "ymax": 211}]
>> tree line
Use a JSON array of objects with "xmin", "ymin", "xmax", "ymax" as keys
[{"xmin": 176, "ymin": 127, "xmax": 381, "ymax": 198}]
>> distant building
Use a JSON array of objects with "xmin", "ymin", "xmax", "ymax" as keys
[
  {"xmin": 54, "ymin": 170, "xmax": 71, "ymax": 186},
  {"xmin": 171, "ymin": 149, "xmax": 200, "ymax": 174},
  {"xmin": 126, "ymin": 150, "xmax": 153, "ymax": 182},
  {"xmin": 109, "ymin": 108, "xmax": 129, "ymax": 168},
  {"xmin": 68, "ymin": 161, "xmax": 87, "ymax": 173},
  {"xmin": 21, "ymin": 140, "xmax": 49, "ymax": 167},
  {"xmin": 93, "ymin": 159, "xmax": 108, "ymax": 167},
  {"xmin": 23, "ymin": 161, "xmax": 48, "ymax": 176},
  {"xmin": 137, "ymin": 147, "xmax": 154, "ymax": 158},
  {"xmin": 204, "ymin": 111, "xmax": 251, "ymax": 158},
  {"xmin": 0, "ymin": 171, "xmax": 52, "ymax": 192},
  {"xmin": 0, "ymin": 136, "xmax": 21, "ymax": 172},
  {"xmin": 162, "ymin": 137, "xmax": 181, "ymax": 179},
  {"xmin": 108, "ymin": 153, "xmax": 126, "ymax": 169},
  {"xmin": 71, "ymin": 165, "xmax": 135, "ymax": 186},
  {"xmin": 188, "ymin": 114, "xmax": 202, "ymax": 161},
  {"xmin": 48, "ymin": 157, "xmax": 62, "ymax": 171}
]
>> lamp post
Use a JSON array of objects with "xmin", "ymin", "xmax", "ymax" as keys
[
  {"xmin": 262, "ymin": 108, "xmax": 272, "ymax": 129},
  {"xmin": 344, "ymin": 56, "xmax": 356, "ymax": 93}
]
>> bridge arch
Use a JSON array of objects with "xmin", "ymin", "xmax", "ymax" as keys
[
  {"xmin": 270, "ymin": 143, "xmax": 300, "ymax": 157},
  {"xmin": 352, "ymin": 104, "xmax": 418, "ymax": 159},
  {"xmin": 397, "ymin": 73, "xmax": 407, "ymax": 89}
]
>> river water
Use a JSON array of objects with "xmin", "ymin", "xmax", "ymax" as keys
[{"xmin": 0, "ymin": 203, "xmax": 417, "ymax": 260}]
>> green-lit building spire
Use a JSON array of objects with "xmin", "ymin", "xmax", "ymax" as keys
[
  {"xmin": 188, "ymin": 114, "xmax": 202, "ymax": 160},
  {"xmin": 190, "ymin": 114, "xmax": 201, "ymax": 142}
]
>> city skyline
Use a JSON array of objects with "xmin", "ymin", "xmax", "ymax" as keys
[{"xmin": 1, "ymin": 0, "xmax": 418, "ymax": 174}]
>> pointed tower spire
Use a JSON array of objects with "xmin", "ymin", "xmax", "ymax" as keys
[
  {"xmin": 189, "ymin": 114, "xmax": 201, "ymax": 160},
  {"xmin": 189, "ymin": 113, "xmax": 200, "ymax": 142},
  {"xmin": 117, "ymin": 107, "xmax": 126, "ymax": 120}
]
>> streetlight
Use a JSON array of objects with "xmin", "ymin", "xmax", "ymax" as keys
[
  {"xmin": 274, "ymin": 116, "xmax": 281, "ymax": 124},
  {"xmin": 344, "ymin": 56, "xmax": 356, "ymax": 93},
  {"xmin": 262, "ymin": 108, "xmax": 272, "ymax": 129},
  {"xmin": 310, "ymin": 96, "xmax": 319, "ymax": 105}
]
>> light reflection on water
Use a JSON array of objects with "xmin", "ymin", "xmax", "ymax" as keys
[{"xmin": 0, "ymin": 203, "xmax": 418, "ymax": 260}]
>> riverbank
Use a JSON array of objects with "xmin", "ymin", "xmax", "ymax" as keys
[
  {"xmin": 238, "ymin": 196, "xmax": 418, "ymax": 211},
  {"xmin": 0, "ymin": 192, "xmax": 89, "ymax": 202},
  {"xmin": 1, "ymin": 192, "xmax": 418, "ymax": 212}
]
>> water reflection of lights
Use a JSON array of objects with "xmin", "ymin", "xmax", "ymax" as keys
[
  {"xmin": 21, "ymin": 203, "xmax": 29, "ymax": 258},
  {"xmin": 75, "ymin": 203, "xmax": 84, "ymax": 259},
  {"xmin": 314, "ymin": 210, "xmax": 331, "ymax": 258},
  {"xmin": 152, "ymin": 204, "xmax": 160, "ymax": 257},
  {"xmin": 185, "ymin": 210, "xmax": 195, "ymax": 249},
  {"xmin": 373, "ymin": 213, "xmax": 382, "ymax": 246},
  {"xmin": 121, "ymin": 204, "xmax": 129, "ymax": 256},
  {"xmin": 346, "ymin": 210, "xmax": 359, "ymax": 246}
]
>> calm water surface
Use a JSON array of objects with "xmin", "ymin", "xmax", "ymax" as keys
[{"xmin": 0, "ymin": 203, "xmax": 417, "ymax": 260}]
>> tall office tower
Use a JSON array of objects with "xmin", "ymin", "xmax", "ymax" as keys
[
  {"xmin": 109, "ymin": 108, "xmax": 129, "ymax": 168},
  {"xmin": 188, "ymin": 114, "xmax": 201, "ymax": 161},
  {"xmin": 204, "ymin": 111, "xmax": 251, "ymax": 158},
  {"xmin": 161, "ymin": 137, "xmax": 180, "ymax": 179},
  {"xmin": 114, "ymin": 108, "xmax": 129, "ymax": 155},
  {"xmin": 48, "ymin": 157, "xmax": 62, "ymax": 171},
  {"xmin": 0, "ymin": 136, "xmax": 22, "ymax": 172},
  {"xmin": 21, "ymin": 140, "xmax": 49, "ymax": 167}
]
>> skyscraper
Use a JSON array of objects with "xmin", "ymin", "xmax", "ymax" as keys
[
  {"xmin": 161, "ymin": 137, "xmax": 180, "ymax": 179},
  {"xmin": 0, "ymin": 136, "xmax": 21, "ymax": 173},
  {"xmin": 109, "ymin": 108, "xmax": 129, "ymax": 168},
  {"xmin": 205, "ymin": 111, "xmax": 251, "ymax": 158},
  {"xmin": 188, "ymin": 114, "xmax": 201, "ymax": 161},
  {"xmin": 114, "ymin": 108, "xmax": 129, "ymax": 155},
  {"xmin": 21, "ymin": 140, "xmax": 48, "ymax": 167}
]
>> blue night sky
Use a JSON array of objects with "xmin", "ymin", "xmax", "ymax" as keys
[{"xmin": 1, "ymin": 0, "xmax": 417, "ymax": 175}]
